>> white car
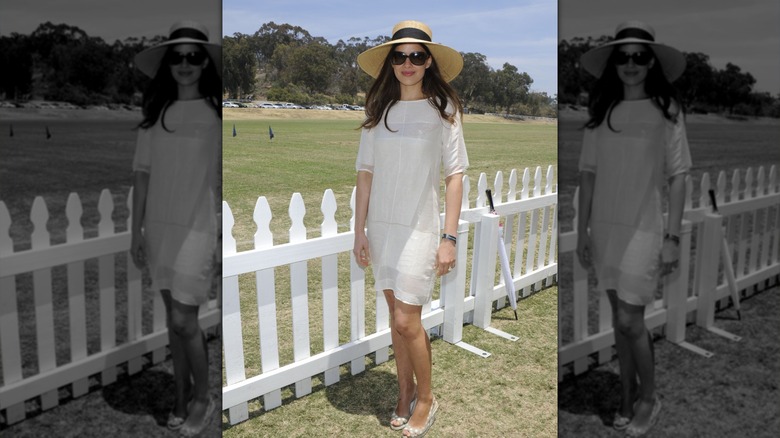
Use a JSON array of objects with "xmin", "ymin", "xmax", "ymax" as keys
[
  {"xmin": 223, "ymin": 102, "xmax": 239, "ymax": 108},
  {"xmin": 259, "ymin": 103, "xmax": 279, "ymax": 109}
]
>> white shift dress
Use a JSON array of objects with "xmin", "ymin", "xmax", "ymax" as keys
[
  {"xmin": 579, "ymin": 99, "xmax": 691, "ymax": 306},
  {"xmin": 356, "ymin": 99, "xmax": 469, "ymax": 305},
  {"xmin": 132, "ymin": 99, "xmax": 220, "ymax": 306}
]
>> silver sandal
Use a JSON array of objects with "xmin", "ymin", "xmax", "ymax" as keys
[{"xmin": 390, "ymin": 397, "xmax": 417, "ymax": 430}]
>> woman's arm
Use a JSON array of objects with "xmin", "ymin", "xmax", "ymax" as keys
[
  {"xmin": 131, "ymin": 171, "xmax": 149, "ymax": 269},
  {"xmin": 353, "ymin": 170, "xmax": 373, "ymax": 267},
  {"xmin": 436, "ymin": 172, "xmax": 463, "ymax": 276},
  {"xmin": 576, "ymin": 171, "xmax": 595, "ymax": 268}
]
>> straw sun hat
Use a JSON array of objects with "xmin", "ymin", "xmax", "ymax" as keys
[
  {"xmin": 580, "ymin": 20, "xmax": 686, "ymax": 82},
  {"xmin": 134, "ymin": 20, "xmax": 221, "ymax": 78},
  {"xmin": 357, "ymin": 20, "xmax": 464, "ymax": 82}
]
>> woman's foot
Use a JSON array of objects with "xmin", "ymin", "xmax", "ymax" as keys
[
  {"xmin": 625, "ymin": 395, "xmax": 661, "ymax": 437},
  {"xmin": 179, "ymin": 396, "xmax": 216, "ymax": 437},
  {"xmin": 390, "ymin": 385, "xmax": 417, "ymax": 430},
  {"xmin": 615, "ymin": 383, "xmax": 638, "ymax": 429},
  {"xmin": 403, "ymin": 396, "xmax": 438, "ymax": 437},
  {"xmin": 168, "ymin": 386, "xmax": 192, "ymax": 430}
]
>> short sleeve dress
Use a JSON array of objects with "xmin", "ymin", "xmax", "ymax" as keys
[
  {"xmin": 132, "ymin": 99, "xmax": 220, "ymax": 306},
  {"xmin": 578, "ymin": 99, "xmax": 691, "ymax": 306},
  {"xmin": 356, "ymin": 99, "xmax": 469, "ymax": 306}
]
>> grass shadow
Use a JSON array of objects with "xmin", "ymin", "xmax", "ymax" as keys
[
  {"xmin": 558, "ymin": 369, "xmax": 621, "ymax": 426},
  {"xmin": 324, "ymin": 365, "xmax": 399, "ymax": 427},
  {"xmin": 101, "ymin": 370, "xmax": 175, "ymax": 428}
]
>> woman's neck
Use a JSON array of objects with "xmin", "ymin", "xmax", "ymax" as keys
[
  {"xmin": 623, "ymin": 83, "xmax": 648, "ymax": 101},
  {"xmin": 177, "ymin": 84, "xmax": 203, "ymax": 100},
  {"xmin": 399, "ymin": 84, "xmax": 425, "ymax": 101}
]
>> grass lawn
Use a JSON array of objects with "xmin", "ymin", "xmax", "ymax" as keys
[{"xmin": 220, "ymin": 109, "xmax": 559, "ymax": 437}]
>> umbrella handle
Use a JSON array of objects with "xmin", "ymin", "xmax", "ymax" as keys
[{"xmin": 486, "ymin": 189, "xmax": 496, "ymax": 214}]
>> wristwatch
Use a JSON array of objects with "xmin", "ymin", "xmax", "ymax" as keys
[{"xmin": 664, "ymin": 233, "xmax": 680, "ymax": 245}]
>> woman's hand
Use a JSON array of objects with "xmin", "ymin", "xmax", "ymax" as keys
[
  {"xmin": 660, "ymin": 239, "xmax": 680, "ymax": 276},
  {"xmin": 353, "ymin": 232, "xmax": 371, "ymax": 268},
  {"xmin": 130, "ymin": 229, "xmax": 146, "ymax": 270},
  {"xmin": 435, "ymin": 240, "xmax": 456, "ymax": 276},
  {"xmin": 576, "ymin": 232, "xmax": 593, "ymax": 269}
]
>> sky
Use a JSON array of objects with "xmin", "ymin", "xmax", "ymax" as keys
[
  {"xmin": 0, "ymin": 0, "xmax": 222, "ymax": 45},
  {"xmin": 221, "ymin": 0, "xmax": 559, "ymax": 97},
  {"xmin": 559, "ymin": 0, "xmax": 780, "ymax": 95}
]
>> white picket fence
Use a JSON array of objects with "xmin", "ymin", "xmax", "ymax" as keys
[
  {"xmin": 0, "ymin": 189, "xmax": 220, "ymax": 426},
  {"xmin": 559, "ymin": 165, "xmax": 780, "ymax": 379},
  {"xmin": 222, "ymin": 166, "xmax": 558, "ymax": 424}
]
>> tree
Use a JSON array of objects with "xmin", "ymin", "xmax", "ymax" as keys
[
  {"xmin": 0, "ymin": 34, "xmax": 33, "ymax": 100},
  {"xmin": 451, "ymin": 52, "xmax": 492, "ymax": 110},
  {"xmin": 675, "ymin": 52, "xmax": 715, "ymax": 110},
  {"xmin": 492, "ymin": 63, "xmax": 532, "ymax": 114},
  {"xmin": 715, "ymin": 63, "xmax": 756, "ymax": 114},
  {"xmin": 223, "ymin": 34, "xmax": 257, "ymax": 99}
]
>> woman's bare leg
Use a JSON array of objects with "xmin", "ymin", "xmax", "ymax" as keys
[
  {"xmin": 385, "ymin": 290, "xmax": 416, "ymax": 426},
  {"xmin": 168, "ymin": 299, "xmax": 210, "ymax": 430},
  {"xmin": 393, "ymin": 299, "xmax": 433, "ymax": 435},
  {"xmin": 607, "ymin": 290, "xmax": 638, "ymax": 418},
  {"xmin": 615, "ymin": 297, "xmax": 656, "ymax": 429},
  {"xmin": 160, "ymin": 290, "xmax": 192, "ymax": 418}
]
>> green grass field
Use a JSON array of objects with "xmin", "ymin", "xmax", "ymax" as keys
[{"xmin": 220, "ymin": 114, "xmax": 559, "ymax": 437}]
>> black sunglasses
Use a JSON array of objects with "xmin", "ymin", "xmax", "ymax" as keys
[
  {"xmin": 613, "ymin": 51, "xmax": 653, "ymax": 66},
  {"xmin": 390, "ymin": 51, "xmax": 429, "ymax": 66},
  {"xmin": 167, "ymin": 51, "xmax": 207, "ymax": 66}
]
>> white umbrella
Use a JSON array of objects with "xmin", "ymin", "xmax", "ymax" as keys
[
  {"xmin": 709, "ymin": 189, "xmax": 741, "ymax": 320},
  {"xmin": 487, "ymin": 189, "xmax": 518, "ymax": 320}
]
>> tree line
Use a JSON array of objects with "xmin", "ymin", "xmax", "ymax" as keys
[
  {"xmin": 559, "ymin": 36, "xmax": 780, "ymax": 118},
  {"xmin": 223, "ymin": 22, "xmax": 556, "ymax": 117},
  {"xmin": 0, "ymin": 22, "xmax": 163, "ymax": 106}
]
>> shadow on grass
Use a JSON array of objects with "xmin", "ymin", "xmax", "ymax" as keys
[
  {"xmin": 101, "ymin": 370, "xmax": 175, "ymax": 428},
  {"xmin": 558, "ymin": 369, "xmax": 622, "ymax": 427},
  {"xmin": 324, "ymin": 366, "xmax": 399, "ymax": 426}
]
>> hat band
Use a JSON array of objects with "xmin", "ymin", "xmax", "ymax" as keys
[
  {"xmin": 169, "ymin": 28, "xmax": 209, "ymax": 42},
  {"xmin": 615, "ymin": 27, "xmax": 654, "ymax": 42},
  {"xmin": 392, "ymin": 27, "xmax": 432, "ymax": 42}
]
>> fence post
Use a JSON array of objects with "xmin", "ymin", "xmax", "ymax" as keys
[
  {"xmin": 442, "ymin": 220, "xmax": 470, "ymax": 344},
  {"xmin": 695, "ymin": 212, "xmax": 742, "ymax": 344},
  {"xmin": 473, "ymin": 213, "xmax": 499, "ymax": 329}
]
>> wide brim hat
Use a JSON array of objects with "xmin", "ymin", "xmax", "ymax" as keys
[
  {"xmin": 580, "ymin": 20, "xmax": 686, "ymax": 82},
  {"xmin": 357, "ymin": 20, "xmax": 463, "ymax": 82},
  {"xmin": 134, "ymin": 20, "xmax": 221, "ymax": 78}
]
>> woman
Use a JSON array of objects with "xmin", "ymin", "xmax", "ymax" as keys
[
  {"xmin": 576, "ymin": 21, "xmax": 691, "ymax": 437},
  {"xmin": 130, "ymin": 20, "xmax": 220, "ymax": 436},
  {"xmin": 353, "ymin": 20, "xmax": 468, "ymax": 437}
]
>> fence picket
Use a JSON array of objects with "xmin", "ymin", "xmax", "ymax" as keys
[
  {"xmin": 494, "ymin": 172, "xmax": 506, "ymax": 308},
  {"xmin": 523, "ymin": 167, "xmax": 542, "ymax": 297},
  {"xmin": 65, "ymin": 193, "xmax": 90, "ymax": 396},
  {"xmin": 514, "ymin": 169, "xmax": 530, "ymax": 278},
  {"xmin": 321, "ymin": 190, "xmax": 341, "ymax": 385},
  {"xmin": 288, "ymin": 193, "xmax": 312, "ymax": 397},
  {"xmin": 535, "ymin": 166, "xmax": 554, "ymax": 290},
  {"xmin": 29, "ymin": 197, "xmax": 59, "ymax": 412},
  {"xmin": 96, "ymin": 190, "xmax": 117, "ymax": 387},
  {"xmin": 0, "ymin": 201, "xmax": 25, "ymax": 423}
]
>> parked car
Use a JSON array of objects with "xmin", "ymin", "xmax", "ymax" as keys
[
  {"xmin": 223, "ymin": 102, "xmax": 239, "ymax": 108},
  {"xmin": 258, "ymin": 103, "xmax": 279, "ymax": 109}
]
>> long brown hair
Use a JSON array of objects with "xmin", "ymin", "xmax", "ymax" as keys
[{"xmin": 360, "ymin": 44, "xmax": 463, "ymax": 131}]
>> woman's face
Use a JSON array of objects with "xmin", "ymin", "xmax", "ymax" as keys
[
  {"xmin": 391, "ymin": 43, "xmax": 432, "ymax": 89},
  {"xmin": 614, "ymin": 43, "xmax": 654, "ymax": 88},
  {"xmin": 168, "ymin": 43, "xmax": 208, "ymax": 87}
]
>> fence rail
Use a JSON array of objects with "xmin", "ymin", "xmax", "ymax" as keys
[
  {"xmin": 558, "ymin": 165, "xmax": 780, "ymax": 379},
  {"xmin": 222, "ymin": 167, "xmax": 558, "ymax": 425},
  {"xmin": 0, "ymin": 189, "xmax": 220, "ymax": 426}
]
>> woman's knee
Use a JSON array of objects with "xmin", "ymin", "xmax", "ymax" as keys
[
  {"xmin": 614, "ymin": 310, "xmax": 645, "ymax": 340},
  {"xmin": 169, "ymin": 305, "xmax": 200, "ymax": 339}
]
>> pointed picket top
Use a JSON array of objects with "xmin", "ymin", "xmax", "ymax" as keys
[
  {"xmin": 493, "ymin": 171, "xmax": 504, "ymax": 205},
  {"xmin": 321, "ymin": 189, "xmax": 337, "ymax": 236},
  {"xmin": 30, "ymin": 196, "xmax": 50, "ymax": 249},
  {"xmin": 757, "ymin": 166, "xmax": 766, "ymax": 197},
  {"xmin": 521, "ymin": 168, "xmax": 531, "ymax": 199},
  {"xmin": 730, "ymin": 168, "xmax": 741, "ymax": 203},
  {"xmin": 476, "ymin": 173, "xmax": 488, "ymax": 207},
  {"xmin": 533, "ymin": 166, "xmax": 542, "ymax": 197},
  {"xmin": 253, "ymin": 196, "xmax": 273, "ymax": 249},
  {"xmin": 0, "ymin": 201, "xmax": 12, "ymax": 256},
  {"xmin": 769, "ymin": 165, "xmax": 777, "ymax": 194},
  {"xmin": 223, "ymin": 201, "xmax": 237, "ymax": 254},
  {"xmin": 545, "ymin": 165, "xmax": 554, "ymax": 195},
  {"xmin": 66, "ymin": 192, "xmax": 84, "ymax": 242},
  {"xmin": 715, "ymin": 171, "xmax": 726, "ymax": 207},
  {"xmin": 289, "ymin": 193, "xmax": 306, "ymax": 243},
  {"xmin": 700, "ymin": 172, "xmax": 711, "ymax": 209},
  {"xmin": 461, "ymin": 174, "xmax": 471, "ymax": 210},
  {"xmin": 97, "ymin": 189, "xmax": 114, "ymax": 236},
  {"xmin": 349, "ymin": 186, "xmax": 356, "ymax": 231},
  {"xmin": 745, "ymin": 167, "xmax": 755, "ymax": 200},
  {"xmin": 507, "ymin": 169, "xmax": 518, "ymax": 201}
]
